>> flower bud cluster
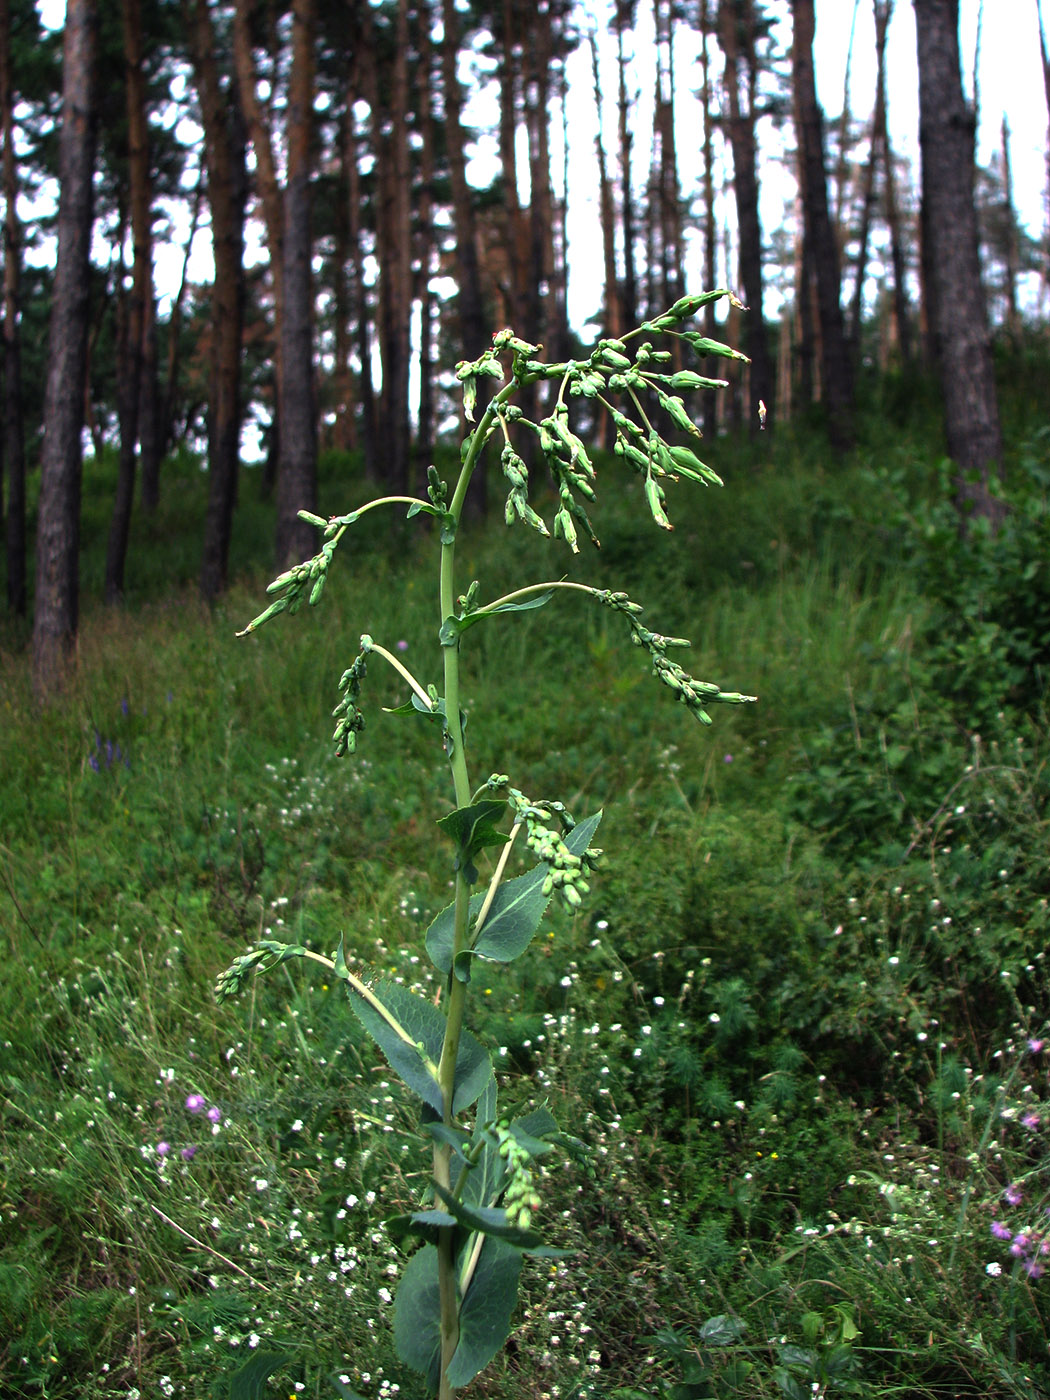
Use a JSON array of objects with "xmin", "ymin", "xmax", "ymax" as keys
[
  {"xmin": 507, "ymin": 789, "xmax": 598, "ymax": 912},
  {"xmin": 495, "ymin": 1123, "xmax": 542, "ymax": 1232},
  {"xmin": 596, "ymin": 590, "xmax": 756, "ymax": 725},
  {"xmin": 332, "ymin": 637, "xmax": 371, "ymax": 757},
  {"xmin": 237, "ymin": 511, "xmax": 338, "ymax": 636}
]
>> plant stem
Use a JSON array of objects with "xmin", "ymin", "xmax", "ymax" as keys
[{"xmin": 432, "ymin": 393, "xmax": 508, "ymax": 1398}]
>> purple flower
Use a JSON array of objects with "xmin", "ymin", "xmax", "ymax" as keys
[
  {"xmin": 156, "ymin": 1141, "xmax": 171, "ymax": 1158},
  {"xmin": 121, "ymin": 697, "xmax": 129, "ymax": 717},
  {"xmin": 1025, "ymin": 1259, "xmax": 1045, "ymax": 1280},
  {"xmin": 723, "ymin": 753, "xmax": 734, "ymax": 763},
  {"xmin": 185, "ymin": 1094, "xmax": 206, "ymax": 1114},
  {"xmin": 1006, "ymin": 1183, "xmax": 1024, "ymax": 1206},
  {"xmin": 206, "ymin": 1105, "xmax": 222, "ymax": 1124},
  {"xmin": 1011, "ymin": 1233, "xmax": 1031, "ymax": 1257},
  {"xmin": 991, "ymin": 1221, "xmax": 1013, "ymax": 1240},
  {"xmin": 396, "ymin": 639, "xmax": 409, "ymax": 652},
  {"xmin": 180, "ymin": 1146, "xmax": 197, "ymax": 1162},
  {"xmin": 1023, "ymin": 1112, "xmax": 1041, "ymax": 1130},
  {"xmin": 1028, "ymin": 1038, "xmax": 1045, "ymax": 1054}
]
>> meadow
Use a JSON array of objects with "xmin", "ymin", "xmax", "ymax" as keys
[{"xmin": 2, "ymin": 356, "xmax": 1050, "ymax": 1399}]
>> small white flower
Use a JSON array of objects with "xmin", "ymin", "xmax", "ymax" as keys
[
  {"xmin": 255, "ymin": 1179, "xmax": 269, "ymax": 1192},
  {"xmin": 986, "ymin": 1261, "xmax": 1003, "ymax": 1276}
]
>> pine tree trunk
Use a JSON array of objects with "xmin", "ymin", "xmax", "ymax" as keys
[
  {"xmin": 1037, "ymin": 2, "xmax": 1050, "ymax": 297},
  {"xmin": 105, "ymin": 0, "xmax": 153, "ymax": 602},
  {"xmin": 190, "ymin": 0, "xmax": 248, "ymax": 601},
  {"xmin": 719, "ymin": 0, "xmax": 774, "ymax": 430},
  {"xmin": 32, "ymin": 0, "xmax": 97, "ymax": 695},
  {"xmin": 791, "ymin": 0, "xmax": 854, "ymax": 450},
  {"xmin": 1, "ymin": 0, "xmax": 26, "ymax": 615},
  {"xmin": 615, "ymin": 3, "xmax": 637, "ymax": 331},
  {"xmin": 1000, "ymin": 117, "xmax": 1021, "ymax": 339},
  {"xmin": 867, "ymin": 0, "xmax": 912, "ymax": 364},
  {"xmin": 699, "ymin": 0, "xmax": 719, "ymax": 434},
  {"xmin": 274, "ymin": 0, "xmax": 318, "ymax": 569},
  {"xmin": 914, "ymin": 0, "xmax": 1004, "ymax": 523}
]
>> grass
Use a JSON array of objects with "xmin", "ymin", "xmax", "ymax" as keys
[{"xmin": 2, "ymin": 363, "xmax": 1050, "ymax": 1398}]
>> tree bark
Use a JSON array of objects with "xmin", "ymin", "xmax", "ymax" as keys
[
  {"xmin": 1037, "ymin": 0, "xmax": 1050, "ymax": 296},
  {"xmin": 32, "ymin": 0, "xmax": 97, "ymax": 695},
  {"xmin": 914, "ymin": 0, "xmax": 1004, "ymax": 522},
  {"xmin": 791, "ymin": 0, "xmax": 854, "ymax": 450},
  {"xmin": 104, "ymin": 0, "xmax": 153, "ymax": 602},
  {"xmin": 614, "ymin": 1, "xmax": 638, "ymax": 331},
  {"xmin": 699, "ymin": 0, "xmax": 719, "ymax": 433},
  {"xmin": 719, "ymin": 0, "xmax": 774, "ymax": 430},
  {"xmin": 189, "ymin": 0, "xmax": 248, "ymax": 601},
  {"xmin": 274, "ymin": 0, "xmax": 318, "ymax": 569},
  {"xmin": 1, "ymin": 0, "xmax": 26, "ymax": 615}
]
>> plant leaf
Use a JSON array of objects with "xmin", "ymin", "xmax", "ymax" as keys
[
  {"xmin": 432, "ymin": 1182, "xmax": 543, "ymax": 1249},
  {"xmin": 426, "ymin": 812, "xmax": 602, "ymax": 975},
  {"xmin": 346, "ymin": 978, "xmax": 493, "ymax": 1115},
  {"xmin": 446, "ymin": 1237, "xmax": 524, "ymax": 1388},
  {"xmin": 228, "ymin": 1351, "xmax": 291, "ymax": 1400},
  {"xmin": 436, "ymin": 800, "xmax": 509, "ymax": 884},
  {"xmin": 393, "ymin": 1245, "xmax": 442, "ymax": 1393}
]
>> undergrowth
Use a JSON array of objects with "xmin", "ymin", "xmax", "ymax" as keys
[{"xmin": 2, "ymin": 391, "xmax": 1050, "ymax": 1397}]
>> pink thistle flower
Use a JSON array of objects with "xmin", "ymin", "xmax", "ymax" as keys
[
  {"xmin": 156, "ymin": 1141, "xmax": 171, "ymax": 1157},
  {"xmin": 185, "ymin": 1094, "xmax": 206, "ymax": 1114},
  {"xmin": 1006, "ymin": 1183, "xmax": 1024, "ymax": 1206}
]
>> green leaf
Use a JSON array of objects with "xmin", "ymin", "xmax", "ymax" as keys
[
  {"xmin": 327, "ymin": 1377, "xmax": 369, "ymax": 1400},
  {"xmin": 446, "ymin": 1237, "xmax": 524, "ymax": 1388},
  {"xmin": 426, "ymin": 812, "xmax": 603, "ymax": 976},
  {"xmin": 385, "ymin": 1209, "xmax": 457, "ymax": 1246},
  {"xmin": 699, "ymin": 1314, "xmax": 746, "ymax": 1346},
  {"xmin": 458, "ymin": 591, "xmax": 556, "ymax": 636},
  {"xmin": 346, "ymin": 978, "xmax": 493, "ymax": 1115},
  {"xmin": 393, "ymin": 1246, "xmax": 443, "ymax": 1393},
  {"xmin": 436, "ymin": 800, "xmax": 509, "ymax": 884},
  {"xmin": 432, "ymin": 1182, "xmax": 543, "ymax": 1249},
  {"xmin": 228, "ymin": 1351, "xmax": 291, "ymax": 1400}
]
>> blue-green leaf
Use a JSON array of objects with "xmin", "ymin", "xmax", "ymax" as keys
[
  {"xmin": 346, "ymin": 978, "xmax": 493, "ymax": 1115},
  {"xmin": 426, "ymin": 812, "xmax": 602, "ymax": 976},
  {"xmin": 393, "ymin": 1246, "xmax": 442, "ymax": 1393},
  {"xmin": 436, "ymin": 800, "xmax": 508, "ymax": 884},
  {"xmin": 446, "ymin": 1238, "xmax": 523, "ymax": 1388},
  {"xmin": 228, "ymin": 1351, "xmax": 291, "ymax": 1400},
  {"xmin": 432, "ymin": 1182, "xmax": 543, "ymax": 1249}
]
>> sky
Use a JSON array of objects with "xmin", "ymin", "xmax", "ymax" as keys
[{"xmin": 31, "ymin": 0, "xmax": 1050, "ymax": 332}]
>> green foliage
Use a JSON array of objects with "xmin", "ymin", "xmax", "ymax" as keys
[{"xmin": 5, "ymin": 347, "xmax": 1050, "ymax": 1400}]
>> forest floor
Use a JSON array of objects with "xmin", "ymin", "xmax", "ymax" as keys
[{"xmin": 3, "ymin": 357, "xmax": 1050, "ymax": 1399}]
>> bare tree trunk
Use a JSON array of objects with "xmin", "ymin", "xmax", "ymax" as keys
[
  {"xmin": 615, "ymin": 2, "xmax": 638, "ymax": 330},
  {"xmin": 105, "ymin": 0, "xmax": 153, "ymax": 602},
  {"xmin": 1000, "ymin": 116, "xmax": 1021, "ymax": 338},
  {"xmin": 1, "ymin": 0, "xmax": 26, "ymax": 614},
  {"xmin": 160, "ymin": 166, "xmax": 201, "ymax": 458},
  {"xmin": 1037, "ymin": 0, "xmax": 1050, "ymax": 296},
  {"xmin": 32, "ymin": 0, "xmax": 97, "ymax": 696},
  {"xmin": 862, "ymin": 0, "xmax": 911, "ymax": 363},
  {"xmin": 274, "ymin": 0, "xmax": 318, "ymax": 569},
  {"xmin": 190, "ymin": 0, "xmax": 248, "ymax": 601},
  {"xmin": 699, "ymin": 0, "xmax": 719, "ymax": 433},
  {"xmin": 345, "ymin": 63, "xmax": 377, "ymax": 478},
  {"xmin": 372, "ymin": 0, "xmax": 413, "ymax": 492},
  {"xmin": 914, "ymin": 0, "xmax": 1004, "ymax": 523},
  {"xmin": 791, "ymin": 0, "xmax": 854, "ymax": 450},
  {"xmin": 719, "ymin": 0, "xmax": 774, "ymax": 430},
  {"xmin": 413, "ymin": 0, "xmax": 438, "ymax": 488},
  {"xmin": 441, "ymin": 0, "xmax": 489, "ymax": 514},
  {"xmin": 233, "ymin": 0, "xmax": 284, "ymax": 498}
]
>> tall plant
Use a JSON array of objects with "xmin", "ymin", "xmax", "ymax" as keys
[{"xmin": 216, "ymin": 292, "xmax": 755, "ymax": 1398}]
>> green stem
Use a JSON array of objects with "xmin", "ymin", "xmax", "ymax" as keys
[
  {"xmin": 433, "ymin": 392, "xmax": 511, "ymax": 1399},
  {"xmin": 366, "ymin": 641, "xmax": 435, "ymax": 712},
  {"xmin": 478, "ymin": 579, "xmax": 600, "ymax": 616}
]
